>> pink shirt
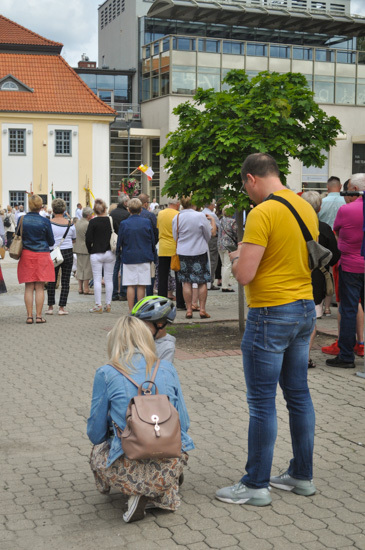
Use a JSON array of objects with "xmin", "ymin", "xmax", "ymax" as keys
[{"xmin": 333, "ymin": 197, "xmax": 364, "ymax": 273}]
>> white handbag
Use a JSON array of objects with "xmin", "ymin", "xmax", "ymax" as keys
[
  {"xmin": 109, "ymin": 216, "xmax": 118, "ymax": 254},
  {"xmin": 50, "ymin": 222, "xmax": 72, "ymax": 267},
  {"xmin": 50, "ymin": 246, "xmax": 64, "ymax": 267}
]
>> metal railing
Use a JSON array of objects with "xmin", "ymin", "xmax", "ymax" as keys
[{"xmin": 110, "ymin": 103, "xmax": 141, "ymax": 120}]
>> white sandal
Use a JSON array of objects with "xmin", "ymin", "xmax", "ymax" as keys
[{"xmin": 45, "ymin": 309, "xmax": 53, "ymax": 315}]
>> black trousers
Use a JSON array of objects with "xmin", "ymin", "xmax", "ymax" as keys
[
  {"xmin": 47, "ymin": 248, "xmax": 74, "ymax": 307},
  {"xmin": 158, "ymin": 256, "xmax": 184, "ymax": 308}
]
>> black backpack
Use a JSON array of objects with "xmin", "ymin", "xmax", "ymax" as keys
[{"xmin": 4, "ymin": 216, "xmax": 11, "ymax": 228}]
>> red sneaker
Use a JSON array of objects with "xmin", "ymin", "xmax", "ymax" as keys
[
  {"xmin": 321, "ymin": 340, "xmax": 340, "ymax": 355},
  {"xmin": 354, "ymin": 343, "xmax": 364, "ymax": 357}
]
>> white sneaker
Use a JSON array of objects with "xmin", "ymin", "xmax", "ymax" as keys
[
  {"xmin": 123, "ymin": 495, "xmax": 148, "ymax": 523},
  {"xmin": 270, "ymin": 471, "xmax": 316, "ymax": 496},
  {"xmin": 89, "ymin": 305, "xmax": 103, "ymax": 314}
]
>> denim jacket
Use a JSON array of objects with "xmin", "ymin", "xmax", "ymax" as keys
[
  {"xmin": 87, "ymin": 354, "xmax": 194, "ymax": 467},
  {"xmin": 18, "ymin": 212, "xmax": 55, "ymax": 252}
]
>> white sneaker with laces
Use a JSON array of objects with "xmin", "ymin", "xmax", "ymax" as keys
[{"xmin": 270, "ymin": 471, "xmax": 316, "ymax": 496}]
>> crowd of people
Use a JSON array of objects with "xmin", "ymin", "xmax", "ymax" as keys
[
  {"xmin": 0, "ymin": 191, "xmax": 238, "ymax": 323},
  {"xmin": 1, "ymin": 159, "xmax": 364, "ymax": 523}
]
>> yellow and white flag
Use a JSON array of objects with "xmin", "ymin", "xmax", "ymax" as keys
[{"xmin": 137, "ymin": 164, "xmax": 154, "ymax": 180}]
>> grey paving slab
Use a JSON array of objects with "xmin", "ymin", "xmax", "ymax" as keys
[{"xmin": 0, "ymin": 258, "xmax": 364, "ymax": 549}]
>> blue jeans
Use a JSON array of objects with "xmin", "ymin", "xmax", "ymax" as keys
[
  {"xmin": 338, "ymin": 267, "xmax": 364, "ymax": 362},
  {"xmin": 112, "ymin": 254, "xmax": 126, "ymax": 298},
  {"xmin": 241, "ymin": 300, "xmax": 316, "ymax": 489}
]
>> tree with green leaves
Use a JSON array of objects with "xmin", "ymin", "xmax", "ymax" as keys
[
  {"xmin": 160, "ymin": 70, "xmax": 342, "ymax": 332},
  {"xmin": 160, "ymin": 70, "xmax": 342, "ymax": 212}
]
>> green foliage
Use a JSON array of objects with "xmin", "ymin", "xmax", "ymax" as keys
[{"xmin": 159, "ymin": 70, "xmax": 342, "ymax": 208}]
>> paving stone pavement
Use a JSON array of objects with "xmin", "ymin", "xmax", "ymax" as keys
[{"xmin": 0, "ymin": 257, "xmax": 365, "ymax": 550}]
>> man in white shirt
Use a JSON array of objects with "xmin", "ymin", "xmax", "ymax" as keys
[
  {"xmin": 149, "ymin": 198, "xmax": 159, "ymax": 212},
  {"xmin": 75, "ymin": 203, "xmax": 83, "ymax": 220},
  {"xmin": 15, "ymin": 205, "xmax": 25, "ymax": 224}
]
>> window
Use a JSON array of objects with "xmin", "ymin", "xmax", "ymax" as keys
[
  {"xmin": 314, "ymin": 75, "xmax": 334, "ymax": 103},
  {"xmin": 315, "ymin": 49, "xmax": 335, "ymax": 62},
  {"xmin": 223, "ymin": 41, "xmax": 243, "ymax": 55},
  {"xmin": 247, "ymin": 43, "xmax": 268, "ymax": 57},
  {"xmin": 55, "ymin": 130, "xmax": 71, "ymax": 155},
  {"xmin": 336, "ymin": 77, "xmax": 355, "ymax": 105},
  {"xmin": 9, "ymin": 129, "xmax": 25, "ymax": 154},
  {"xmin": 270, "ymin": 45, "xmax": 290, "ymax": 59},
  {"xmin": 55, "ymin": 192, "xmax": 71, "ymax": 214},
  {"xmin": 293, "ymin": 47, "xmax": 313, "ymax": 61},
  {"xmin": 1, "ymin": 81, "xmax": 19, "ymax": 91},
  {"xmin": 9, "ymin": 191, "xmax": 26, "ymax": 207},
  {"xmin": 172, "ymin": 65, "xmax": 196, "ymax": 95}
]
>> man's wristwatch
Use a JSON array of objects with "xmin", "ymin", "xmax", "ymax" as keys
[{"xmin": 231, "ymin": 256, "xmax": 239, "ymax": 265}]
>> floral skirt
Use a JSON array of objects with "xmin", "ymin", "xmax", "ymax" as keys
[
  {"xmin": 90, "ymin": 441, "xmax": 188, "ymax": 511},
  {"xmin": 178, "ymin": 252, "xmax": 211, "ymax": 285}
]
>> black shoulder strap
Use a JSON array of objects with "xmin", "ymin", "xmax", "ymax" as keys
[
  {"xmin": 62, "ymin": 221, "xmax": 72, "ymax": 240},
  {"xmin": 268, "ymin": 194, "xmax": 313, "ymax": 242}
]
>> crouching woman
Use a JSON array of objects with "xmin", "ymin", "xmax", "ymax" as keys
[{"xmin": 87, "ymin": 315, "xmax": 194, "ymax": 523}]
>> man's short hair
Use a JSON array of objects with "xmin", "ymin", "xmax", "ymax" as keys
[
  {"xmin": 129, "ymin": 198, "xmax": 142, "ymax": 214},
  {"xmin": 82, "ymin": 206, "xmax": 93, "ymax": 218},
  {"xmin": 167, "ymin": 197, "xmax": 180, "ymax": 205},
  {"xmin": 350, "ymin": 173, "xmax": 365, "ymax": 191},
  {"xmin": 137, "ymin": 193, "xmax": 149, "ymax": 206},
  {"xmin": 118, "ymin": 194, "xmax": 130, "ymax": 206},
  {"xmin": 327, "ymin": 176, "xmax": 341, "ymax": 189},
  {"xmin": 241, "ymin": 153, "xmax": 280, "ymax": 182}
]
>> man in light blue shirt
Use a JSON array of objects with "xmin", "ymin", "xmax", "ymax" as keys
[{"xmin": 318, "ymin": 176, "xmax": 345, "ymax": 229}]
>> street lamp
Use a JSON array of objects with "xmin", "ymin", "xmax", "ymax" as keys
[{"xmin": 125, "ymin": 108, "xmax": 134, "ymax": 178}]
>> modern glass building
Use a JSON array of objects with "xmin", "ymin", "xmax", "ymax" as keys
[{"xmin": 98, "ymin": 0, "xmax": 365, "ymax": 196}]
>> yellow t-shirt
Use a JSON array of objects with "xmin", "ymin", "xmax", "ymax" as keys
[
  {"xmin": 157, "ymin": 208, "xmax": 179, "ymax": 256},
  {"xmin": 242, "ymin": 189, "xmax": 319, "ymax": 308}
]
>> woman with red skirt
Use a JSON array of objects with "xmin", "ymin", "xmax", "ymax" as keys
[{"xmin": 17, "ymin": 195, "xmax": 55, "ymax": 324}]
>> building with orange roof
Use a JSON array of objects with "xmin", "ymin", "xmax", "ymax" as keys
[{"xmin": 0, "ymin": 14, "xmax": 115, "ymax": 212}]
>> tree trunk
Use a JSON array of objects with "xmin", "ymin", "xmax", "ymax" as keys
[{"xmin": 236, "ymin": 210, "xmax": 245, "ymax": 337}]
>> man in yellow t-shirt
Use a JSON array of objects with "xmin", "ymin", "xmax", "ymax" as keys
[
  {"xmin": 216, "ymin": 153, "xmax": 318, "ymax": 508},
  {"xmin": 156, "ymin": 198, "xmax": 184, "ymax": 307}
]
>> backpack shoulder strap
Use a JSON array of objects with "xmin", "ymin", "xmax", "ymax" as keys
[
  {"xmin": 109, "ymin": 358, "xmax": 161, "ymax": 391},
  {"xmin": 267, "ymin": 194, "xmax": 313, "ymax": 242},
  {"xmin": 108, "ymin": 363, "xmax": 139, "ymax": 388}
]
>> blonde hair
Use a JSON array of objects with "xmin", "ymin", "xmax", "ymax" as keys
[
  {"xmin": 180, "ymin": 195, "xmax": 192, "ymax": 209},
  {"xmin": 94, "ymin": 198, "xmax": 107, "ymax": 215},
  {"xmin": 107, "ymin": 316, "xmax": 157, "ymax": 375},
  {"xmin": 128, "ymin": 198, "xmax": 142, "ymax": 214},
  {"xmin": 28, "ymin": 194, "xmax": 43, "ymax": 212}
]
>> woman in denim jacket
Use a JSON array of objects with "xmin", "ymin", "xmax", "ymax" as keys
[
  {"xmin": 87, "ymin": 315, "xmax": 194, "ymax": 523},
  {"xmin": 17, "ymin": 194, "xmax": 55, "ymax": 324}
]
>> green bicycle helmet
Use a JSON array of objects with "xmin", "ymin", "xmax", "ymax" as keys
[{"xmin": 131, "ymin": 296, "xmax": 176, "ymax": 325}]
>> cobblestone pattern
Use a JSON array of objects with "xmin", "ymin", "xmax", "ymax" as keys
[{"xmin": 0, "ymin": 261, "xmax": 364, "ymax": 549}]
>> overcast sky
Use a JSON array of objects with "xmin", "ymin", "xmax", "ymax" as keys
[{"xmin": 1, "ymin": 0, "xmax": 365, "ymax": 68}]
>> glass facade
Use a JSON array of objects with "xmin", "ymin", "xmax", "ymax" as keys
[
  {"xmin": 142, "ymin": 34, "xmax": 365, "ymax": 105},
  {"xmin": 77, "ymin": 72, "xmax": 131, "ymax": 103}
]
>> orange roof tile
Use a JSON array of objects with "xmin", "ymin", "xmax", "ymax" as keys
[
  {"xmin": 0, "ymin": 15, "xmax": 63, "ymax": 48},
  {"xmin": 0, "ymin": 53, "xmax": 116, "ymax": 116}
]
